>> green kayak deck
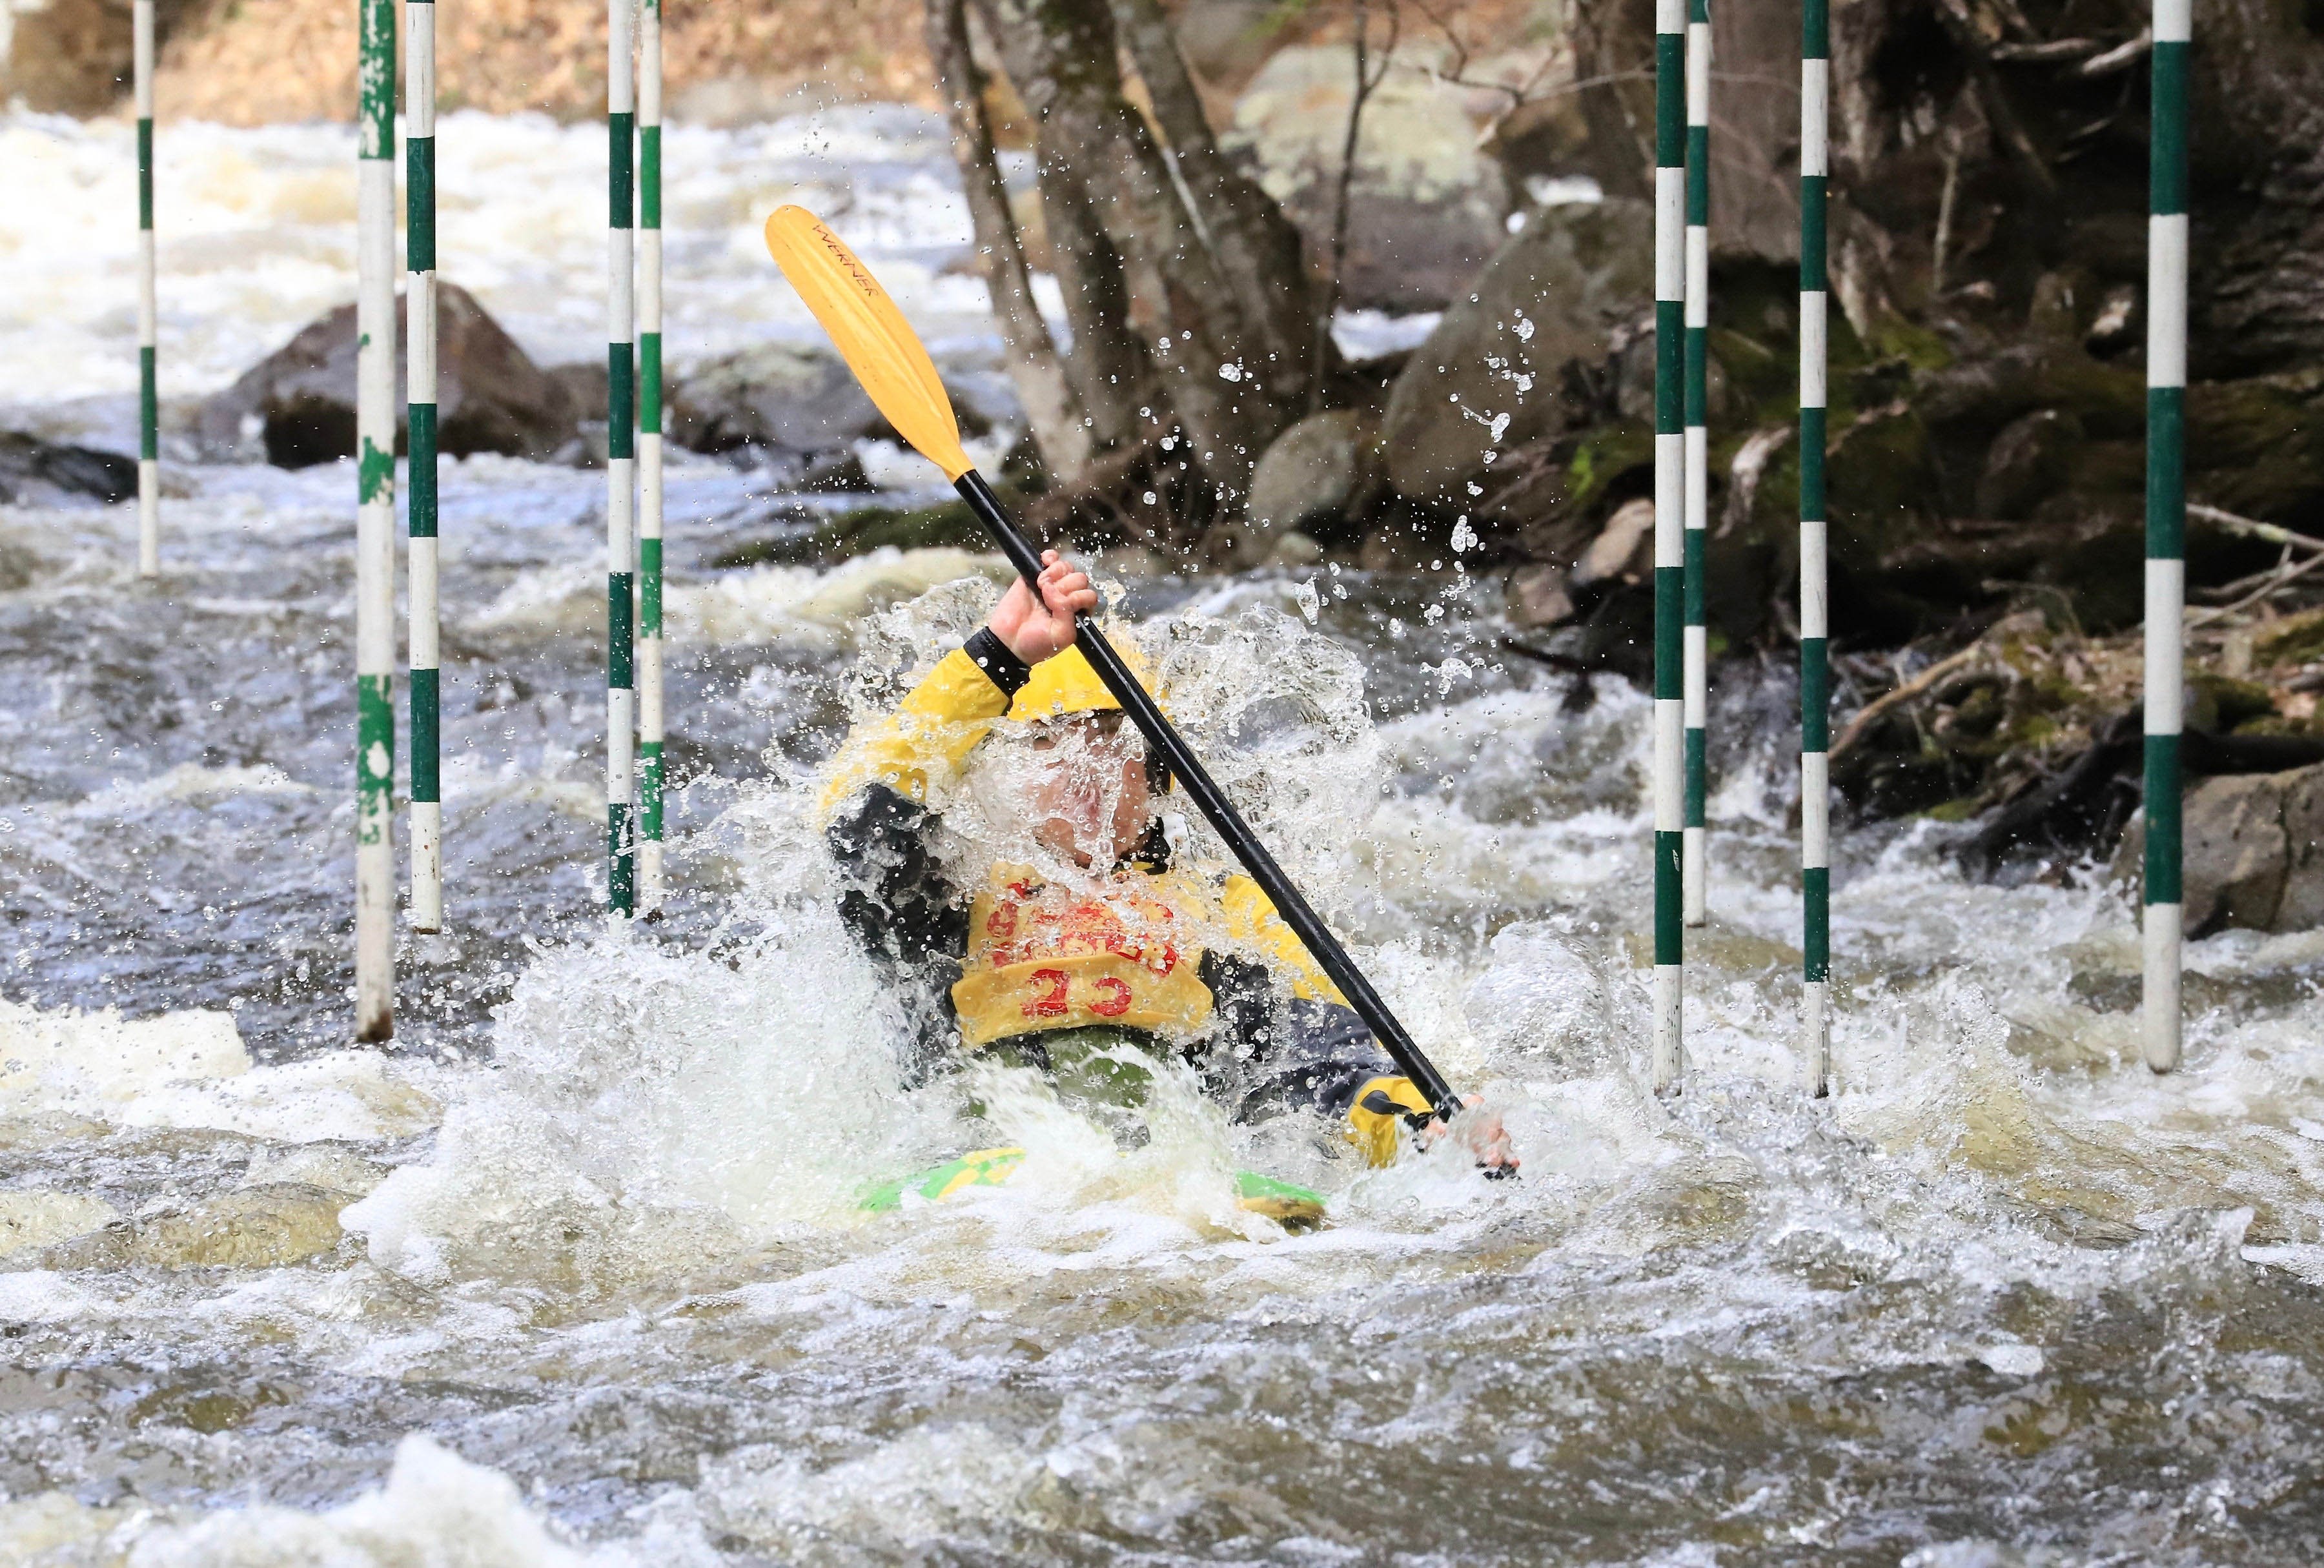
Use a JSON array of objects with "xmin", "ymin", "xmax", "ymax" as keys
[{"xmin": 862, "ymin": 1146, "xmax": 1327, "ymax": 1230}]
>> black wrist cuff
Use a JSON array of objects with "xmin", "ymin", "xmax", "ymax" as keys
[{"xmin": 964, "ymin": 627, "xmax": 1033, "ymax": 698}]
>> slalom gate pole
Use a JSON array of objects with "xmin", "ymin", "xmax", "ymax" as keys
[
  {"xmin": 1651, "ymin": 0, "xmax": 1686, "ymax": 1094},
  {"xmin": 637, "ymin": 0, "xmax": 666, "ymax": 913},
  {"xmin": 354, "ymin": 0, "xmax": 396, "ymax": 1041},
  {"xmin": 606, "ymin": 0, "xmax": 638, "ymax": 916},
  {"xmin": 1682, "ymin": 0, "xmax": 1711, "ymax": 928},
  {"xmin": 134, "ymin": 0, "xmax": 158, "ymax": 578},
  {"xmin": 407, "ymin": 0, "xmax": 443, "ymax": 933},
  {"xmin": 1800, "ymin": 0, "xmax": 1831, "ymax": 1095},
  {"xmin": 2144, "ymin": 0, "xmax": 2188, "ymax": 1072}
]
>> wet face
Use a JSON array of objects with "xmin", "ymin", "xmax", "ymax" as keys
[{"xmin": 1026, "ymin": 712, "xmax": 1156, "ymax": 870}]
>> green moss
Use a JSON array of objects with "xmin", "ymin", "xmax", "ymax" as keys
[
  {"xmin": 710, "ymin": 496, "xmax": 997, "ymax": 569},
  {"xmin": 1866, "ymin": 320, "xmax": 1953, "ymax": 372},
  {"xmin": 1923, "ymin": 796, "xmax": 1985, "ymax": 822},
  {"xmin": 1562, "ymin": 422, "xmax": 1654, "ymax": 513},
  {"xmin": 2256, "ymin": 607, "xmax": 2324, "ymax": 668},
  {"xmin": 2187, "ymin": 672, "xmax": 2278, "ymax": 733},
  {"xmin": 2001, "ymin": 714, "xmax": 2061, "ymax": 751},
  {"xmin": 1707, "ymin": 327, "xmax": 1791, "ymax": 409}
]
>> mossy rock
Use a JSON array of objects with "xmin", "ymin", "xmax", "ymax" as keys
[
  {"xmin": 711, "ymin": 496, "xmax": 999, "ymax": 569},
  {"xmin": 1560, "ymin": 422, "xmax": 1655, "ymax": 514},
  {"xmin": 2256, "ymin": 607, "xmax": 2324, "ymax": 668},
  {"xmin": 2187, "ymin": 671, "xmax": 2279, "ymax": 733}
]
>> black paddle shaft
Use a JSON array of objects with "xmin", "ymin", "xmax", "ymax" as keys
[{"xmin": 955, "ymin": 470, "xmax": 1463, "ymax": 1121}]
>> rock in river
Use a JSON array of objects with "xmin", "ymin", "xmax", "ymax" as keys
[{"xmin": 198, "ymin": 282, "xmax": 579, "ymax": 467}]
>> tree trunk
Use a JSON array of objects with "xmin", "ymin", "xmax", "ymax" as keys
[
  {"xmin": 924, "ymin": 0, "xmax": 1095, "ymax": 481},
  {"xmin": 971, "ymin": 0, "xmax": 1314, "ymax": 494},
  {"xmin": 1109, "ymin": 0, "xmax": 1334, "ymax": 411}
]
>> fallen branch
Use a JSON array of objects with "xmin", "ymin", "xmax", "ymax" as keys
[
  {"xmin": 1831, "ymin": 644, "xmax": 1984, "ymax": 760},
  {"xmin": 2190, "ymin": 501, "xmax": 2324, "ymax": 555},
  {"xmin": 2188, "ymin": 547, "xmax": 2324, "ymax": 626}
]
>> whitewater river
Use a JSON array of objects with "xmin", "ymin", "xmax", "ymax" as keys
[{"xmin": 2, "ymin": 105, "xmax": 2323, "ymax": 1567}]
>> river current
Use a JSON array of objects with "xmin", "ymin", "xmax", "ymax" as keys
[{"xmin": 1, "ymin": 105, "xmax": 2322, "ymax": 1567}]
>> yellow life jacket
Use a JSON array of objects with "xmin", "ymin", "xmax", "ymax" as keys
[{"xmin": 951, "ymin": 867, "xmax": 1219, "ymax": 1046}]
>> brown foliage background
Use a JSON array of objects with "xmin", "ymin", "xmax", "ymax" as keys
[{"xmin": 152, "ymin": 0, "xmax": 931, "ymax": 123}]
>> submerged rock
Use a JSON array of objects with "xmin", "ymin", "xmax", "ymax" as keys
[
  {"xmin": 0, "ymin": 433, "xmax": 136, "ymax": 507},
  {"xmin": 0, "ymin": 1190, "xmax": 118, "ymax": 1260},
  {"xmin": 197, "ymin": 282, "xmax": 579, "ymax": 467},
  {"xmin": 43, "ymin": 1183, "xmax": 346, "ymax": 1272}
]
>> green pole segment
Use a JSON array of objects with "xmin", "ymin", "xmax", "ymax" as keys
[
  {"xmin": 1682, "ymin": 0, "xmax": 1711, "ymax": 928},
  {"xmin": 2145, "ymin": 0, "xmax": 2188, "ymax": 1073},
  {"xmin": 607, "ymin": 0, "xmax": 637, "ymax": 915},
  {"xmin": 637, "ymin": 0, "xmax": 666, "ymax": 913},
  {"xmin": 134, "ymin": 0, "xmax": 158, "ymax": 578},
  {"xmin": 1800, "ymin": 0, "xmax": 1831, "ymax": 1094},
  {"xmin": 407, "ymin": 0, "xmax": 442, "ymax": 933},
  {"xmin": 355, "ymin": 0, "xmax": 397, "ymax": 1041},
  {"xmin": 1652, "ymin": 0, "xmax": 1686, "ymax": 1093}
]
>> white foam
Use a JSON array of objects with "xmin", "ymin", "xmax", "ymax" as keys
[
  {"xmin": 0, "ymin": 993, "xmax": 249, "ymax": 1112},
  {"xmin": 113, "ymin": 1433, "xmax": 722, "ymax": 1566}
]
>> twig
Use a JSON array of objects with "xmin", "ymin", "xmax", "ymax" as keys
[
  {"xmin": 2196, "ymin": 542, "xmax": 2292, "ymax": 602},
  {"xmin": 2078, "ymin": 30, "xmax": 2151, "ymax": 76},
  {"xmin": 1310, "ymin": 0, "xmax": 1400, "ymax": 414},
  {"xmin": 2188, "ymin": 549, "xmax": 2324, "ymax": 627},
  {"xmin": 2189, "ymin": 501, "xmax": 2324, "ymax": 556},
  {"xmin": 1831, "ymin": 644, "xmax": 1983, "ymax": 759},
  {"xmin": 1932, "ymin": 130, "xmax": 1962, "ymax": 296},
  {"xmin": 1988, "ymin": 36, "xmax": 2105, "ymax": 61}
]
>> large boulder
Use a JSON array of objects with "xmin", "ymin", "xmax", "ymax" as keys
[
  {"xmin": 1227, "ymin": 45, "xmax": 1512, "ymax": 311},
  {"xmin": 1379, "ymin": 197, "xmax": 1654, "ymax": 506},
  {"xmin": 197, "ymin": 283, "xmax": 578, "ymax": 467},
  {"xmin": 1242, "ymin": 409, "xmax": 1371, "ymax": 540},
  {"xmin": 2114, "ymin": 762, "xmax": 2324, "ymax": 934},
  {"xmin": 665, "ymin": 343, "xmax": 1007, "ymax": 460},
  {"xmin": 666, "ymin": 343, "xmax": 882, "ymax": 456}
]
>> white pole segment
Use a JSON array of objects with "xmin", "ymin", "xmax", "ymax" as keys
[{"xmin": 134, "ymin": 0, "xmax": 158, "ymax": 578}]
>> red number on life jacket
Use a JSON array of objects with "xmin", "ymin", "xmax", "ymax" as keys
[
  {"xmin": 1088, "ymin": 977, "xmax": 1133, "ymax": 1017},
  {"xmin": 1023, "ymin": 968, "xmax": 1070, "ymax": 1017}
]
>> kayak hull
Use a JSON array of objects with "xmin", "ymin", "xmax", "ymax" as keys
[{"xmin": 862, "ymin": 1146, "xmax": 1327, "ymax": 1230}]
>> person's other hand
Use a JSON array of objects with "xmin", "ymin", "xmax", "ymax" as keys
[
  {"xmin": 988, "ymin": 551, "xmax": 1097, "ymax": 664},
  {"xmin": 1419, "ymin": 1094, "xmax": 1519, "ymax": 1174}
]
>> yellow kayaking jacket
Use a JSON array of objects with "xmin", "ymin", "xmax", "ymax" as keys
[{"xmin": 821, "ymin": 639, "xmax": 1434, "ymax": 1166}]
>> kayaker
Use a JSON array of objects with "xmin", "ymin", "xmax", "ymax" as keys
[{"xmin": 822, "ymin": 551, "xmax": 1515, "ymax": 1172}]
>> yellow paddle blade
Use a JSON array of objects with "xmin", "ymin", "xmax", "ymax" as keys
[{"xmin": 762, "ymin": 205, "xmax": 974, "ymax": 482}]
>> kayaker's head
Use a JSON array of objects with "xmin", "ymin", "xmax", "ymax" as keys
[
  {"xmin": 1009, "ymin": 646, "xmax": 1166, "ymax": 870},
  {"xmin": 980, "ymin": 552, "xmax": 1166, "ymax": 870},
  {"xmin": 1023, "ymin": 708, "xmax": 1159, "ymax": 870}
]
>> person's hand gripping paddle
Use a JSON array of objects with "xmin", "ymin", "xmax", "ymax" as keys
[{"xmin": 764, "ymin": 204, "xmax": 1507, "ymax": 1170}]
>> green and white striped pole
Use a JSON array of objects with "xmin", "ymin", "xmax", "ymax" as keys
[
  {"xmin": 1682, "ymin": 0, "xmax": 1711, "ymax": 928},
  {"xmin": 1800, "ymin": 0, "xmax": 1831, "ymax": 1095},
  {"xmin": 607, "ymin": 0, "xmax": 637, "ymax": 916},
  {"xmin": 134, "ymin": 0, "xmax": 158, "ymax": 578},
  {"xmin": 2144, "ymin": 0, "xmax": 2188, "ymax": 1073},
  {"xmin": 355, "ymin": 0, "xmax": 397, "ymax": 1041},
  {"xmin": 406, "ymin": 0, "xmax": 442, "ymax": 933},
  {"xmin": 637, "ymin": 0, "xmax": 666, "ymax": 913},
  {"xmin": 1652, "ymin": 0, "xmax": 1686, "ymax": 1093}
]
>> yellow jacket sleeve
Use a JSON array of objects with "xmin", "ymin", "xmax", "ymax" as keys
[
  {"xmin": 817, "ymin": 647, "xmax": 1012, "ymax": 822},
  {"xmin": 1347, "ymin": 1075, "xmax": 1432, "ymax": 1167},
  {"xmin": 1218, "ymin": 875, "xmax": 1349, "ymax": 1006}
]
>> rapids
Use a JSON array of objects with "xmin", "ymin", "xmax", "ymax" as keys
[{"xmin": 2, "ymin": 105, "xmax": 2323, "ymax": 1567}]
